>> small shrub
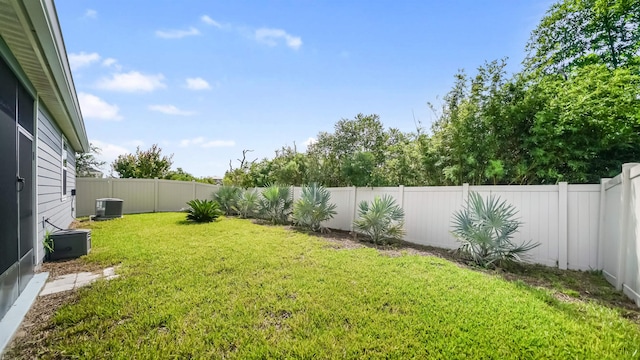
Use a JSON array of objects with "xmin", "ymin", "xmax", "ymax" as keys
[
  {"xmin": 185, "ymin": 199, "xmax": 223, "ymax": 223},
  {"xmin": 451, "ymin": 191, "xmax": 540, "ymax": 268},
  {"xmin": 353, "ymin": 195, "xmax": 405, "ymax": 245},
  {"xmin": 213, "ymin": 186, "xmax": 241, "ymax": 216},
  {"xmin": 236, "ymin": 189, "xmax": 260, "ymax": 218},
  {"xmin": 259, "ymin": 184, "xmax": 293, "ymax": 224},
  {"xmin": 292, "ymin": 183, "xmax": 337, "ymax": 232}
]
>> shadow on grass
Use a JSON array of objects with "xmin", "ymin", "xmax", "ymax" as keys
[{"xmin": 175, "ymin": 219, "xmax": 219, "ymax": 226}]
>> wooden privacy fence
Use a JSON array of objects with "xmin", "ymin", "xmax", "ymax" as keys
[{"xmin": 76, "ymin": 164, "xmax": 640, "ymax": 306}]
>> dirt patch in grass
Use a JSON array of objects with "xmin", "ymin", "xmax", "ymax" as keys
[
  {"xmin": 4, "ymin": 291, "xmax": 80, "ymax": 359},
  {"xmin": 40, "ymin": 258, "xmax": 105, "ymax": 279}
]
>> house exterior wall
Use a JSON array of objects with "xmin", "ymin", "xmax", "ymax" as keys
[{"xmin": 35, "ymin": 106, "xmax": 76, "ymax": 265}]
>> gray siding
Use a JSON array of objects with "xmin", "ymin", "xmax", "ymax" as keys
[{"xmin": 36, "ymin": 106, "xmax": 75, "ymax": 264}]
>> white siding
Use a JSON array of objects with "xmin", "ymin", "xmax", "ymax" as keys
[{"xmin": 36, "ymin": 107, "xmax": 74, "ymax": 263}]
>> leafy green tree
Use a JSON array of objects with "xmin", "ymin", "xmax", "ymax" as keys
[
  {"xmin": 76, "ymin": 143, "xmax": 106, "ymax": 177},
  {"xmin": 525, "ymin": 0, "xmax": 640, "ymax": 74},
  {"xmin": 112, "ymin": 144, "xmax": 173, "ymax": 179},
  {"xmin": 164, "ymin": 167, "xmax": 197, "ymax": 182},
  {"xmin": 526, "ymin": 64, "xmax": 640, "ymax": 183}
]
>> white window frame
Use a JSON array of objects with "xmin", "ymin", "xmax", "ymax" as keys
[{"xmin": 61, "ymin": 137, "xmax": 68, "ymax": 201}]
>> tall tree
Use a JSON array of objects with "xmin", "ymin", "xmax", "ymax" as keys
[
  {"xmin": 112, "ymin": 144, "xmax": 173, "ymax": 178},
  {"xmin": 76, "ymin": 143, "xmax": 106, "ymax": 177},
  {"xmin": 525, "ymin": 0, "xmax": 640, "ymax": 74}
]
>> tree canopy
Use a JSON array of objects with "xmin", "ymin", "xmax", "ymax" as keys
[{"xmin": 222, "ymin": 0, "xmax": 640, "ymax": 187}]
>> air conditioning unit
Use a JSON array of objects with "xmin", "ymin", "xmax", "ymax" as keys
[
  {"xmin": 47, "ymin": 229, "xmax": 91, "ymax": 261},
  {"xmin": 95, "ymin": 198, "xmax": 124, "ymax": 220}
]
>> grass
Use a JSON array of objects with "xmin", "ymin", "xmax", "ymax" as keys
[{"xmin": 13, "ymin": 213, "xmax": 640, "ymax": 359}]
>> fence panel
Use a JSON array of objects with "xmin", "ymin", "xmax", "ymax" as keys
[
  {"xmin": 325, "ymin": 187, "xmax": 355, "ymax": 231},
  {"xmin": 195, "ymin": 183, "xmax": 218, "ymax": 200},
  {"xmin": 403, "ymin": 186, "xmax": 462, "ymax": 249},
  {"xmin": 76, "ymin": 179, "xmax": 111, "ymax": 216},
  {"xmin": 112, "ymin": 179, "xmax": 156, "ymax": 214},
  {"xmin": 567, "ymin": 185, "xmax": 601, "ymax": 270},
  {"xmin": 157, "ymin": 180, "xmax": 196, "ymax": 211}
]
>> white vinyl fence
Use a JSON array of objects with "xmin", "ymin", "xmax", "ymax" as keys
[{"xmin": 76, "ymin": 163, "xmax": 640, "ymax": 305}]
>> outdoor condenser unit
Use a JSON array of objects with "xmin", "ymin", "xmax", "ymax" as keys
[
  {"xmin": 48, "ymin": 229, "xmax": 91, "ymax": 261},
  {"xmin": 95, "ymin": 198, "xmax": 124, "ymax": 220}
]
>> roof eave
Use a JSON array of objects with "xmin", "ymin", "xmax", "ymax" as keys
[{"xmin": 8, "ymin": 0, "xmax": 88, "ymax": 152}]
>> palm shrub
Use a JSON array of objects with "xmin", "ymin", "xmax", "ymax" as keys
[
  {"xmin": 185, "ymin": 199, "xmax": 223, "ymax": 223},
  {"xmin": 353, "ymin": 195, "xmax": 405, "ymax": 245},
  {"xmin": 258, "ymin": 184, "xmax": 293, "ymax": 224},
  {"xmin": 292, "ymin": 183, "xmax": 337, "ymax": 232},
  {"xmin": 235, "ymin": 189, "xmax": 260, "ymax": 218},
  {"xmin": 451, "ymin": 191, "xmax": 540, "ymax": 268},
  {"xmin": 213, "ymin": 186, "xmax": 241, "ymax": 216}
]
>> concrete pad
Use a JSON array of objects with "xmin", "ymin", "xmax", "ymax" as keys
[
  {"xmin": 0, "ymin": 273, "xmax": 48, "ymax": 356},
  {"xmin": 40, "ymin": 283, "xmax": 74, "ymax": 296},
  {"xmin": 103, "ymin": 267, "xmax": 116, "ymax": 277},
  {"xmin": 52, "ymin": 274, "xmax": 77, "ymax": 286}
]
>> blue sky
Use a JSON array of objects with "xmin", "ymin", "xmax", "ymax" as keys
[{"xmin": 56, "ymin": 1, "xmax": 552, "ymax": 178}]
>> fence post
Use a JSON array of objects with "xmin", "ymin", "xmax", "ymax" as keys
[
  {"xmin": 153, "ymin": 177, "xmax": 159, "ymax": 213},
  {"xmin": 109, "ymin": 179, "xmax": 114, "ymax": 198},
  {"xmin": 398, "ymin": 185, "xmax": 405, "ymax": 209},
  {"xmin": 350, "ymin": 186, "xmax": 357, "ymax": 232},
  {"xmin": 192, "ymin": 180, "xmax": 197, "ymax": 200},
  {"xmin": 558, "ymin": 182, "xmax": 568, "ymax": 270},
  {"xmin": 597, "ymin": 178, "xmax": 609, "ymax": 270},
  {"xmin": 462, "ymin": 183, "xmax": 469, "ymax": 204},
  {"xmin": 617, "ymin": 163, "xmax": 637, "ymax": 290}
]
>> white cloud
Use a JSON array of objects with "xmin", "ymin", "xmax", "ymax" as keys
[
  {"xmin": 185, "ymin": 77, "xmax": 211, "ymax": 90},
  {"xmin": 69, "ymin": 52, "xmax": 101, "ymax": 70},
  {"xmin": 90, "ymin": 140, "xmax": 129, "ymax": 170},
  {"xmin": 125, "ymin": 140, "xmax": 145, "ymax": 147},
  {"xmin": 179, "ymin": 137, "xmax": 235, "ymax": 148},
  {"xmin": 78, "ymin": 92, "xmax": 122, "ymax": 120},
  {"xmin": 303, "ymin": 137, "xmax": 317, "ymax": 147},
  {"xmin": 155, "ymin": 27, "xmax": 200, "ymax": 39},
  {"xmin": 179, "ymin": 137, "xmax": 205, "ymax": 147},
  {"xmin": 148, "ymin": 104, "xmax": 196, "ymax": 116},
  {"xmin": 202, "ymin": 140, "xmax": 235, "ymax": 148},
  {"xmin": 201, "ymin": 15, "xmax": 222, "ymax": 28},
  {"xmin": 255, "ymin": 28, "xmax": 302, "ymax": 50},
  {"xmin": 84, "ymin": 9, "xmax": 97, "ymax": 19},
  {"xmin": 96, "ymin": 71, "xmax": 166, "ymax": 92}
]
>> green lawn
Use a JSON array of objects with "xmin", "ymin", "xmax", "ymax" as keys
[{"xmin": 23, "ymin": 213, "xmax": 640, "ymax": 358}]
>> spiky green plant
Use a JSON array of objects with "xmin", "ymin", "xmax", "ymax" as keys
[
  {"xmin": 258, "ymin": 185, "xmax": 293, "ymax": 225},
  {"xmin": 292, "ymin": 184, "xmax": 337, "ymax": 232},
  {"xmin": 213, "ymin": 186, "xmax": 241, "ymax": 216},
  {"xmin": 235, "ymin": 189, "xmax": 260, "ymax": 219},
  {"xmin": 451, "ymin": 191, "xmax": 540, "ymax": 268},
  {"xmin": 185, "ymin": 199, "xmax": 223, "ymax": 223},
  {"xmin": 353, "ymin": 195, "xmax": 405, "ymax": 245}
]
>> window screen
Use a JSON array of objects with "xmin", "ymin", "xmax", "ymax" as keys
[
  {"xmin": 0, "ymin": 55, "xmax": 17, "ymax": 119},
  {"xmin": 18, "ymin": 85, "xmax": 33, "ymax": 135}
]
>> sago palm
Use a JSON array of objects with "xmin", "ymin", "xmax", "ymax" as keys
[{"xmin": 353, "ymin": 195, "xmax": 405, "ymax": 245}]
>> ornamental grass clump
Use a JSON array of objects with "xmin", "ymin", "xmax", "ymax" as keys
[
  {"xmin": 185, "ymin": 199, "xmax": 223, "ymax": 223},
  {"xmin": 452, "ymin": 191, "xmax": 540, "ymax": 268},
  {"xmin": 292, "ymin": 183, "xmax": 337, "ymax": 232},
  {"xmin": 353, "ymin": 195, "xmax": 405, "ymax": 245}
]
